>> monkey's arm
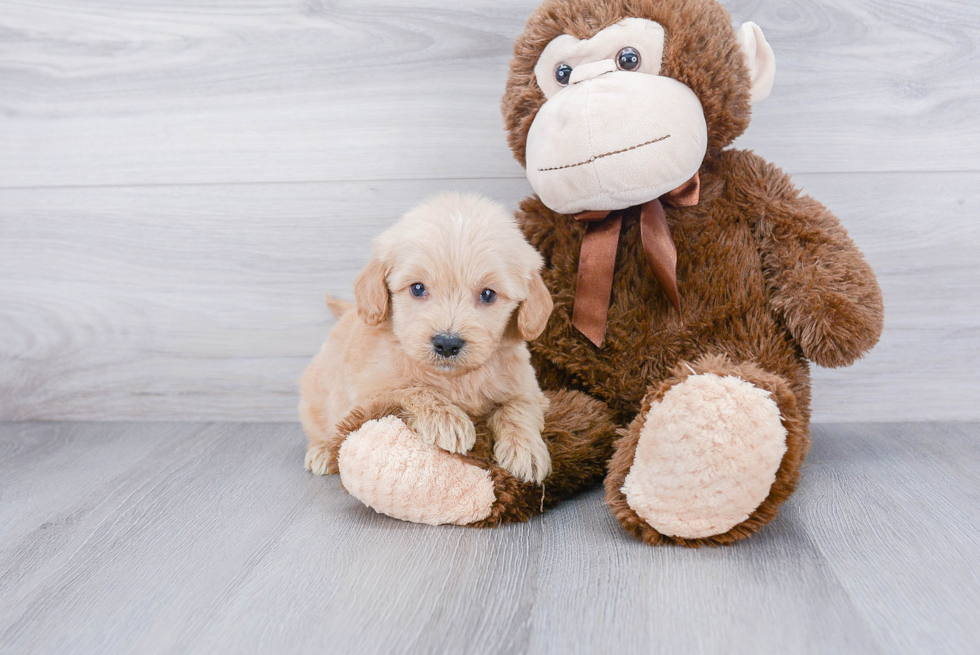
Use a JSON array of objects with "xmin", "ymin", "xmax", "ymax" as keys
[{"xmin": 729, "ymin": 150, "xmax": 884, "ymax": 368}]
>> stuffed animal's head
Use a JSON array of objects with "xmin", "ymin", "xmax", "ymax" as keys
[{"xmin": 502, "ymin": 0, "xmax": 775, "ymax": 214}]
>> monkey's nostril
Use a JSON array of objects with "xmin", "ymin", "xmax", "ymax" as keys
[{"xmin": 432, "ymin": 333, "xmax": 465, "ymax": 358}]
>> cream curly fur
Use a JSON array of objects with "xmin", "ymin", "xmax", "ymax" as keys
[{"xmin": 299, "ymin": 192, "xmax": 554, "ymax": 484}]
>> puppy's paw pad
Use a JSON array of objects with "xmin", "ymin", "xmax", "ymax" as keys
[
  {"xmin": 305, "ymin": 443, "xmax": 336, "ymax": 476},
  {"xmin": 338, "ymin": 416, "xmax": 495, "ymax": 525}
]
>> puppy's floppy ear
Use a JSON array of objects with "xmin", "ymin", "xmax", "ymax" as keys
[
  {"xmin": 518, "ymin": 270, "xmax": 553, "ymax": 341},
  {"xmin": 354, "ymin": 256, "xmax": 389, "ymax": 326}
]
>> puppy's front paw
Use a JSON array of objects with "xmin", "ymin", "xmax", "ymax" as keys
[
  {"xmin": 494, "ymin": 430, "xmax": 552, "ymax": 485},
  {"xmin": 305, "ymin": 442, "xmax": 337, "ymax": 476},
  {"xmin": 407, "ymin": 404, "xmax": 477, "ymax": 455}
]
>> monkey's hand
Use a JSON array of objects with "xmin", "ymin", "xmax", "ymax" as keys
[{"xmin": 734, "ymin": 150, "xmax": 885, "ymax": 368}]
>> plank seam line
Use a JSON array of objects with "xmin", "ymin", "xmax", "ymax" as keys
[{"xmin": 1, "ymin": 170, "xmax": 979, "ymax": 192}]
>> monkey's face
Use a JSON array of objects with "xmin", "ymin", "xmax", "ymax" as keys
[
  {"xmin": 504, "ymin": 1, "xmax": 776, "ymax": 216},
  {"xmin": 526, "ymin": 19, "xmax": 707, "ymax": 214}
]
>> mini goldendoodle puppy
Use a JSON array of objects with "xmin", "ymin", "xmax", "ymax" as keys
[{"xmin": 299, "ymin": 192, "xmax": 555, "ymax": 484}]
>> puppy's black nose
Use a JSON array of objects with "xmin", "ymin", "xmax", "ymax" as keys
[{"xmin": 432, "ymin": 333, "xmax": 465, "ymax": 358}]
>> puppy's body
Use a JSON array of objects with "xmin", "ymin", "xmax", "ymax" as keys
[{"xmin": 300, "ymin": 193, "xmax": 554, "ymax": 483}]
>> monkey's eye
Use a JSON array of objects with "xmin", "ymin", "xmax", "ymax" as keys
[
  {"xmin": 410, "ymin": 283, "xmax": 426, "ymax": 298},
  {"xmin": 554, "ymin": 63, "xmax": 573, "ymax": 86},
  {"xmin": 479, "ymin": 289, "xmax": 497, "ymax": 304},
  {"xmin": 616, "ymin": 47, "xmax": 641, "ymax": 72}
]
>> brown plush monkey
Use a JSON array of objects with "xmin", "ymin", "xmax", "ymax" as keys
[{"xmin": 328, "ymin": 0, "xmax": 883, "ymax": 546}]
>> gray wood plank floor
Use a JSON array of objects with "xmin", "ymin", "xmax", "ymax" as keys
[{"xmin": 1, "ymin": 421, "xmax": 978, "ymax": 655}]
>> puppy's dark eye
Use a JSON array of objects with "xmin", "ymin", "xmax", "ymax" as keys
[
  {"xmin": 479, "ymin": 289, "xmax": 496, "ymax": 304},
  {"xmin": 616, "ymin": 47, "xmax": 641, "ymax": 71},
  {"xmin": 410, "ymin": 283, "xmax": 426, "ymax": 298},
  {"xmin": 554, "ymin": 63, "xmax": 572, "ymax": 86}
]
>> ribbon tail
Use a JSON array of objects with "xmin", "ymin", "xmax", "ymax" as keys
[
  {"xmin": 571, "ymin": 214, "xmax": 622, "ymax": 347},
  {"xmin": 639, "ymin": 199, "xmax": 681, "ymax": 316}
]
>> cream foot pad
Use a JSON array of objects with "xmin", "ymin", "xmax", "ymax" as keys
[
  {"xmin": 338, "ymin": 416, "xmax": 496, "ymax": 526},
  {"xmin": 622, "ymin": 373, "xmax": 787, "ymax": 539}
]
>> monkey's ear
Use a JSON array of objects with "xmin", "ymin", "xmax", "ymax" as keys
[
  {"xmin": 353, "ymin": 256, "xmax": 389, "ymax": 326},
  {"xmin": 737, "ymin": 22, "xmax": 776, "ymax": 104},
  {"xmin": 518, "ymin": 271, "xmax": 554, "ymax": 341}
]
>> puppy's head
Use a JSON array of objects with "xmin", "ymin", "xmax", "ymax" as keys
[{"xmin": 354, "ymin": 192, "xmax": 552, "ymax": 374}]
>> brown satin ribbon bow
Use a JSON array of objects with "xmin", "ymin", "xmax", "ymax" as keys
[{"xmin": 571, "ymin": 172, "xmax": 701, "ymax": 347}]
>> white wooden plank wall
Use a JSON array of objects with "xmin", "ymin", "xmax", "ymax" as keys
[{"xmin": 1, "ymin": 0, "xmax": 978, "ymax": 422}]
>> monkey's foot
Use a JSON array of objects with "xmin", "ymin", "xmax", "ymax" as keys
[
  {"xmin": 623, "ymin": 372, "xmax": 787, "ymax": 538},
  {"xmin": 606, "ymin": 356, "xmax": 808, "ymax": 546},
  {"xmin": 337, "ymin": 416, "xmax": 496, "ymax": 526}
]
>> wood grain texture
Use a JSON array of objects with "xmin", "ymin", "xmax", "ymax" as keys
[
  {"xmin": 1, "ymin": 421, "xmax": 978, "ymax": 654},
  {"xmin": 0, "ymin": 178, "xmax": 529, "ymax": 422},
  {"xmin": 2, "ymin": 172, "xmax": 978, "ymax": 422},
  {"xmin": 2, "ymin": 2, "xmax": 976, "ymax": 652},
  {"xmin": 525, "ymin": 485, "xmax": 884, "ymax": 654},
  {"xmin": 0, "ymin": 0, "xmax": 978, "ymax": 189},
  {"xmin": 1, "ymin": 0, "xmax": 978, "ymax": 420},
  {"xmin": 798, "ymin": 423, "xmax": 980, "ymax": 655}
]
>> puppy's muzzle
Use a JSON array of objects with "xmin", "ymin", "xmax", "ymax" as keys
[{"xmin": 432, "ymin": 333, "xmax": 465, "ymax": 359}]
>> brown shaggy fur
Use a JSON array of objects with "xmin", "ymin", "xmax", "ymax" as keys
[
  {"xmin": 501, "ymin": 0, "xmax": 884, "ymax": 545},
  {"xmin": 517, "ymin": 150, "xmax": 883, "ymax": 424}
]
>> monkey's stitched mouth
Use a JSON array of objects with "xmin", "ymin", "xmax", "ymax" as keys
[{"xmin": 537, "ymin": 134, "xmax": 671, "ymax": 172}]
